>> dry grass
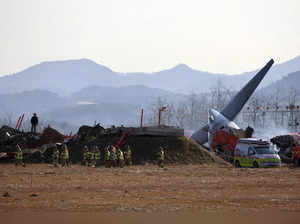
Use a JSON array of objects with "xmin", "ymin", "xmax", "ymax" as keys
[{"xmin": 1, "ymin": 163, "xmax": 300, "ymax": 213}]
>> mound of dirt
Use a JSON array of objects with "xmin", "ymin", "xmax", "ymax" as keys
[
  {"xmin": 39, "ymin": 127, "xmax": 65, "ymax": 145},
  {"xmin": 68, "ymin": 134, "xmax": 228, "ymax": 166}
]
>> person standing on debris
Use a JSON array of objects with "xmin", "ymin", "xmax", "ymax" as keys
[
  {"xmin": 30, "ymin": 113, "xmax": 39, "ymax": 133},
  {"xmin": 83, "ymin": 146, "xmax": 89, "ymax": 166},
  {"xmin": 52, "ymin": 145, "xmax": 60, "ymax": 167},
  {"xmin": 104, "ymin": 145, "xmax": 111, "ymax": 168},
  {"xmin": 124, "ymin": 145, "xmax": 132, "ymax": 166},
  {"xmin": 61, "ymin": 144, "xmax": 70, "ymax": 167},
  {"xmin": 110, "ymin": 145, "xmax": 117, "ymax": 167},
  {"xmin": 15, "ymin": 145, "xmax": 25, "ymax": 167},
  {"xmin": 117, "ymin": 147, "xmax": 124, "ymax": 168},
  {"xmin": 157, "ymin": 147, "xmax": 165, "ymax": 168}
]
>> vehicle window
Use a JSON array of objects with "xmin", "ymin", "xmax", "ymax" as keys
[
  {"xmin": 254, "ymin": 147, "xmax": 276, "ymax": 154},
  {"xmin": 248, "ymin": 147, "xmax": 255, "ymax": 155},
  {"xmin": 237, "ymin": 143, "xmax": 247, "ymax": 156}
]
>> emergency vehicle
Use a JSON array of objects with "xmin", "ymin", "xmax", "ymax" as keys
[
  {"xmin": 233, "ymin": 138, "xmax": 281, "ymax": 168},
  {"xmin": 211, "ymin": 126, "xmax": 253, "ymax": 163},
  {"xmin": 271, "ymin": 133, "xmax": 300, "ymax": 166}
]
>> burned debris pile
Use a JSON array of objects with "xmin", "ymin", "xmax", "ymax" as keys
[
  {"xmin": 0, "ymin": 124, "xmax": 228, "ymax": 166},
  {"xmin": 271, "ymin": 134, "xmax": 300, "ymax": 163},
  {"xmin": 0, "ymin": 125, "xmax": 65, "ymax": 162}
]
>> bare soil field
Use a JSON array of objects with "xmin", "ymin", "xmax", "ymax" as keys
[{"xmin": 1, "ymin": 163, "xmax": 300, "ymax": 214}]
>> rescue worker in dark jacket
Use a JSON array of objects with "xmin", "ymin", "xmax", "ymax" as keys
[{"xmin": 30, "ymin": 113, "xmax": 39, "ymax": 133}]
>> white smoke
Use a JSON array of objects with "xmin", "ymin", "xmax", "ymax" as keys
[{"xmin": 252, "ymin": 126, "xmax": 291, "ymax": 141}]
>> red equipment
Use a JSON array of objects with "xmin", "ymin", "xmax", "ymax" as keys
[
  {"xmin": 211, "ymin": 130, "xmax": 239, "ymax": 161},
  {"xmin": 289, "ymin": 134, "xmax": 300, "ymax": 165},
  {"xmin": 271, "ymin": 133, "xmax": 300, "ymax": 165},
  {"xmin": 15, "ymin": 116, "xmax": 21, "ymax": 129},
  {"xmin": 115, "ymin": 131, "xmax": 131, "ymax": 149},
  {"xmin": 140, "ymin": 109, "xmax": 144, "ymax": 128},
  {"xmin": 158, "ymin": 106, "xmax": 167, "ymax": 126},
  {"xmin": 16, "ymin": 114, "xmax": 24, "ymax": 130}
]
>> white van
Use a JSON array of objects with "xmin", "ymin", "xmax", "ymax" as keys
[{"xmin": 234, "ymin": 138, "xmax": 281, "ymax": 168}]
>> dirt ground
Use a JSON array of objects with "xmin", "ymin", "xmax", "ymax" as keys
[{"xmin": 1, "ymin": 163, "xmax": 300, "ymax": 214}]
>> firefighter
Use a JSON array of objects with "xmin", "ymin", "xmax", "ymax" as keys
[
  {"xmin": 88, "ymin": 148, "xmax": 95, "ymax": 166},
  {"xmin": 83, "ymin": 145, "xmax": 89, "ymax": 166},
  {"xmin": 116, "ymin": 146, "xmax": 121, "ymax": 166},
  {"xmin": 94, "ymin": 146, "xmax": 101, "ymax": 167},
  {"xmin": 124, "ymin": 145, "xmax": 132, "ymax": 166},
  {"xmin": 61, "ymin": 144, "xmax": 69, "ymax": 167},
  {"xmin": 110, "ymin": 145, "xmax": 117, "ymax": 167},
  {"xmin": 90, "ymin": 146, "xmax": 98, "ymax": 168},
  {"xmin": 15, "ymin": 145, "xmax": 25, "ymax": 167},
  {"xmin": 105, "ymin": 145, "xmax": 111, "ymax": 168},
  {"xmin": 157, "ymin": 147, "xmax": 165, "ymax": 168},
  {"xmin": 52, "ymin": 145, "xmax": 60, "ymax": 167},
  {"xmin": 117, "ymin": 147, "xmax": 124, "ymax": 168}
]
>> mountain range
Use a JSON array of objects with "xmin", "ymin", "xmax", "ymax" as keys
[
  {"xmin": 0, "ymin": 56, "xmax": 300, "ymax": 133},
  {"xmin": 1, "ymin": 56, "xmax": 300, "ymax": 95}
]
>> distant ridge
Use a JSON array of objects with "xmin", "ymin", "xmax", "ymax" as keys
[{"xmin": 1, "ymin": 56, "xmax": 300, "ymax": 95}]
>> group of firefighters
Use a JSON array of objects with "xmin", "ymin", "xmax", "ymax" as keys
[
  {"xmin": 14, "ymin": 144, "xmax": 165, "ymax": 168},
  {"xmin": 83, "ymin": 144, "xmax": 132, "ymax": 168},
  {"xmin": 52, "ymin": 143, "xmax": 70, "ymax": 167},
  {"xmin": 12, "ymin": 113, "xmax": 167, "ymax": 168}
]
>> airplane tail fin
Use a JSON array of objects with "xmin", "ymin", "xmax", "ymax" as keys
[
  {"xmin": 191, "ymin": 59, "xmax": 274, "ymax": 145},
  {"xmin": 221, "ymin": 59, "xmax": 274, "ymax": 121}
]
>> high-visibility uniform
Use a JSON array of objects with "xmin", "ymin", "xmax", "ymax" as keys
[
  {"xmin": 91, "ymin": 148, "xmax": 100, "ymax": 168},
  {"xmin": 83, "ymin": 148, "xmax": 89, "ymax": 166},
  {"xmin": 124, "ymin": 147, "xmax": 132, "ymax": 166},
  {"xmin": 61, "ymin": 146, "xmax": 69, "ymax": 167},
  {"xmin": 88, "ymin": 151, "xmax": 93, "ymax": 166},
  {"xmin": 105, "ymin": 148, "xmax": 111, "ymax": 168},
  {"xmin": 118, "ymin": 149, "xmax": 124, "ymax": 168},
  {"xmin": 157, "ymin": 149, "xmax": 165, "ymax": 168},
  {"xmin": 95, "ymin": 149, "xmax": 101, "ymax": 160},
  {"xmin": 53, "ymin": 149, "xmax": 60, "ymax": 167},
  {"xmin": 89, "ymin": 151, "xmax": 94, "ymax": 167},
  {"xmin": 15, "ymin": 150, "xmax": 24, "ymax": 167},
  {"xmin": 110, "ymin": 147, "xmax": 117, "ymax": 167},
  {"xmin": 93, "ymin": 148, "xmax": 101, "ymax": 167}
]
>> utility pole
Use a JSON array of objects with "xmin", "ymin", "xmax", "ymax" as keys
[{"xmin": 158, "ymin": 106, "xmax": 167, "ymax": 126}]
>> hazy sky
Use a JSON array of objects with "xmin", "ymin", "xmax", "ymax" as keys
[{"xmin": 1, "ymin": 0, "xmax": 300, "ymax": 76}]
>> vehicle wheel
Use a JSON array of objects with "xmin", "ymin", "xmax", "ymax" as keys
[
  {"xmin": 293, "ymin": 158, "xmax": 298, "ymax": 166},
  {"xmin": 294, "ymin": 158, "xmax": 300, "ymax": 167},
  {"xmin": 235, "ymin": 160, "xmax": 241, "ymax": 168},
  {"xmin": 225, "ymin": 151, "xmax": 232, "ymax": 163},
  {"xmin": 253, "ymin": 161, "xmax": 259, "ymax": 168}
]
